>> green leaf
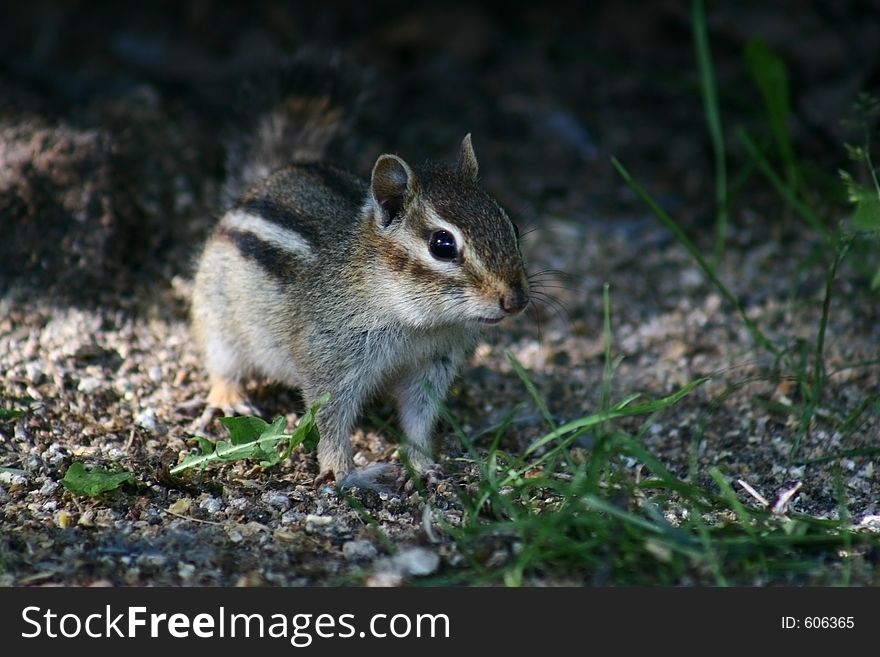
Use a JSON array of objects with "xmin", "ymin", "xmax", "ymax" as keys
[
  {"xmin": 301, "ymin": 425, "xmax": 320, "ymax": 454},
  {"xmin": 173, "ymin": 428, "xmax": 282, "ymax": 472},
  {"xmin": 852, "ymin": 187, "xmax": 880, "ymax": 232},
  {"xmin": 288, "ymin": 393, "xmax": 329, "ymax": 457},
  {"xmin": 220, "ymin": 415, "xmax": 276, "ymax": 445},
  {"xmin": 171, "ymin": 394, "xmax": 329, "ymax": 474},
  {"xmin": 62, "ymin": 462, "xmax": 134, "ymax": 497},
  {"xmin": 0, "ymin": 408, "xmax": 25, "ymax": 421},
  {"xmin": 842, "ymin": 168, "xmax": 880, "ymax": 230},
  {"xmin": 195, "ymin": 436, "xmax": 215, "ymax": 454},
  {"xmin": 220, "ymin": 415, "xmax": 289, "ymax": 465}
]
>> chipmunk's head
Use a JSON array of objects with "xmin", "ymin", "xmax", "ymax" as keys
[{"xmin": 365, "ymin": 134, "xmax": 530, "ymax": 328}]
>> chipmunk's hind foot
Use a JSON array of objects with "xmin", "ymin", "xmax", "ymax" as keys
[{"xmin": 190, "ymin": 379, "xmax": 263, "ymax": 433}]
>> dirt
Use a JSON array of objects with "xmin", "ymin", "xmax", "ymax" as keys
[{"xmin": 1, "ymin": 1, "xmax": 878, "ymax": 586}]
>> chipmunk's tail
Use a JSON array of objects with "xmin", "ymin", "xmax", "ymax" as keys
[{"xmin": 222, "ymin": 50, "xmax": 365, "ymax": 204}]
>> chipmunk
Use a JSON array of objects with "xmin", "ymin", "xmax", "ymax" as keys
[{"xmin": 191, "ymin": 63, "xmax": 529, "ymax": 483}]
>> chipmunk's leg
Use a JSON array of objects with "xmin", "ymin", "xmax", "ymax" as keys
[
  {"xmin": 206, "ymin": 377, "xmax": 258, "ymax": 414},
  {"xmin": 192, "ymin": 326, "xmax": 261, "ymax": 431},
  {"xmin": 312, "ymin": 383, "xmax": 364, "ymax": 483},
  {"xmin": 392, "ymin": 351, "xmax": 465, "ymax": 475}
]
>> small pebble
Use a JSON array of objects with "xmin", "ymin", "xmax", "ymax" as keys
[
  {"xmin": 280, "ymin": 510, "xmax": 303, "ymax": 526},
  {"xmin": 343, "ymin": 540, "xmax": 378, "ymax": 562},
  {"xmin": 386, "ymin": 547, "xmax": 440, "ymax": 577},
  {"xmin": 177, "ymin": 563, "xmax": 196, "ymax": 579},
  {"xmin": 78, "ymin": 510, "xmax": 96, "ymax": 527},
  {"xmin": 264, "ymin": 491, "xmax": 291, "ymax": 512},
  {"xmin": 39, "ymin": 480, "xmax": 59, "ymax": 495},
  {"xmin": 25, "ymin": 361, "xmax": 44, "ymax": 382},
  {"xmin": 198, "ymin": 496, "xmax": 223, "ymax": 514},
  {"xmin": 305, "ymin": 514, "xmax": 332, "ymax": 525},
  {"xmin": 398, "ymin": 548, "xmax": 440, "ymax": 576},
  {"xmin": 366, "ymin": 571, "xmax": 404, "ymax": 587},
  {"xmin": 227, "ymin": 497, "xmax": 249, "ymax": 512},
  {"xmin": 14, "ymin": 424, "xmax": 31, "ymax": 442},
  {"xmin": 167, "ymin": 498, "xmax": 191, "ymax": 515},
  {"xmin": 139, "ymin": 553, "xmax": 167, "ymax": 568},
  {"xmin": 858, "ymin": 515, "xmax": 880, "ymax": 531},
  {"xmin": 135, "ymin": 409, "xmax": 158, "ymax": 432},
  {"xmin": 40, "ymin": 443, "xmax": 69, "ymax": 467},
  {"xmin": 77, "ymin": 377, "xmax": 101, "ymax": 393},
  {"xmin": 55, "ymin": 510, "xmax": 73, "ymax": 528},
  {"xmin": 304, "ymin": 514, "xmax": 334, "ymax": 533}
]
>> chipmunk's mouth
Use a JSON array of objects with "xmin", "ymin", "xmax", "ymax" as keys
[{"xmin": 478, "ymin": 316, "xmax": 505, "ymax": 325}]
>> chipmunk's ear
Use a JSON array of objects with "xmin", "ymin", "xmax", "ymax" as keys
[
  {"xmin": 371, "ymin": 154, "xmax": 416, "ymax": 226},
  {"xmin": 458, "ymin": 133, "xmax": 479, "ymax": 181}
]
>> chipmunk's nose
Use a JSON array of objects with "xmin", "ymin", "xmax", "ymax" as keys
[{"xmin": 499, "ymin": 284, "xmax": 529, "ymax": 315}]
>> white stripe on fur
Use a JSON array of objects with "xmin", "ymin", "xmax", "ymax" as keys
[{"xmin": 222, "ymin": 210, "xmax": 316, "ymax": 259}]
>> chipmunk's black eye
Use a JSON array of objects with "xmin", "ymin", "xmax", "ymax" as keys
[{"xmin": 428, "ymin": 230, "xmax": 458, "ymax": 261}]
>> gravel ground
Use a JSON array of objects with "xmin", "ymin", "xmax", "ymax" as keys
[{"xmin": 1, "ymin": 1, "xmax": 878, "ymax": 585}]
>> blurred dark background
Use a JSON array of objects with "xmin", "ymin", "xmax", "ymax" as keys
[{"xmin": 1, "ymin": 0, "xmax": 878, "ymax": 299}]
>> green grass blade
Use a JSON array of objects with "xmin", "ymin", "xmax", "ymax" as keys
[
  {"xmin": 581, "ymin": 494, "xmax": 666, "ymax": 535},
  {"xmin": 737, "ymin": 128, "xmax": 831, "ymax": 242},
  {"xmin": 600, "ymin": 283, "xmax": 614, "ymax": 413},
  {"xmin": 612, "ymin": 157, "xmax": 781, "ymax": 356},
  {"xmin": 710, "ymin": 467, "xmax": 756, "ymax": 538},
  {"xmin": 693, "ymin": 519, "xmax": 729, "ymax": 586},
  {"xmin": 506, "ymin": 351, "xmax": 557, "ymax": 430},
  {"xmin": 744, "ymin": 37, "xmax": 803, "ymax": 197},
  {"xmin": 0, "ymin": 408, "xmax": 25, "ymax": 421},
  {"xmin": 692, "ymin": 0, "xmax": 728, "ymax": 261},
  {"xmin": 832, "ymin": 466, "xmax": 853, "ymax": 585},
  {"xmin": 792, "ymin": 237, "xmax": 852, "ymax": 456},
  {"xmin": 525, "ymin": 378, "xmax": 707, "ymax": 457}
]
